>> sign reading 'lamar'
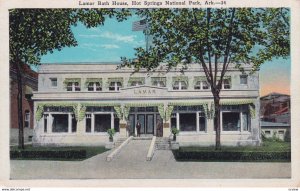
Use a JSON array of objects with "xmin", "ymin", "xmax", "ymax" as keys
[{"xmin": 133, "ymin": 89, "xmax": 156, "ymax": 95}]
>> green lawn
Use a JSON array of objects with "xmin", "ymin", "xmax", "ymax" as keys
[{"xmin": 10, "ymin": 145, "xmax": 109, "ymax": 161}]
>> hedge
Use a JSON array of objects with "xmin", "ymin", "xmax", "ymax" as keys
[
  {"xmin": 10, "ymin": 150, "xmax": 87, "ymax": 160},
  {"xmin": 172, "ymin": 150, "xmax": 291, "ymax": 162}
]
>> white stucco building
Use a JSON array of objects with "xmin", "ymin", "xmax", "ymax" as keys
[{"xmin": 32, "ymin": 62, "xmax": 261, "ymax": 146}]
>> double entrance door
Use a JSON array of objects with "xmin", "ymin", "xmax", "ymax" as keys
[{"xmin": 128, "ymin": 113, "xmax": 162, "ymax": 136}]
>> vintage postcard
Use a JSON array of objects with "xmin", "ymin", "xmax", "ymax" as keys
[{"xmin": 0, "ymin": 0, "xmax": 300, "ymax": 189}]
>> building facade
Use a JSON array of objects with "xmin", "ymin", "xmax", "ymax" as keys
[
  {"xmin": 260, "ymin": 93, "xmax": 290, "ymax": 124},
  {"xmin": 261, "ymin": 121, "xmax": 290, "ymax": 141},
  {"xmin": 10, "ymin": 63, "xmax": 38, "ymax": 144},
  {"xmin": 32, "ymin": 63, "xmax": 260, "ymax": 146}
]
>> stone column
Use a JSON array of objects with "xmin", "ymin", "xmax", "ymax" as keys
[
  {"xmin": 119, "ymin": 120, "xmax": 127, "ymax": 137},
  {"xmin": 76, "ymin": 119, "xmax": 85, "ymax": 134},
  {"xmin": 163, "ymin": 121, "xmax": 170, "ymax": 137}
]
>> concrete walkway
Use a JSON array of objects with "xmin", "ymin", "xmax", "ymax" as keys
[{"xmin": 10, "ymin": 140, "xmax": 291, "ymax": 179}]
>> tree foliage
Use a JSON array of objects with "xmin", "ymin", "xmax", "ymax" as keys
[
  {"xmin": 121, "ymin": 8, "xmax": 290, "ymax": 149},
  {"xmin": 10, "ymin": 9, "xmax": 131, "ymax": 65},
  {"xmin": 9, "ymin": 8, "xmax": 131, "ymax": 149}
]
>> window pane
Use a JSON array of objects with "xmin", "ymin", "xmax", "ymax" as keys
[
  {"xmin": 202, "ymin": 81, "xmax": 209, "ymax": 89},
  {"xmin": 171, "ymin": 117, "xmax": 177, "ymax": 129},
  {"xmin": 88, "ymin": 82, "xmax": 94, "ymax": 91},
  {"xmin": 180, "ymin": 113, "xmax": 196, "ymax": 131},
  {"xmin": 72, "ymin": 114, "xmax": 77, "ymax": 133},
  {"xmin": 180, "ymin": 81, "xmax": 187, "ymax": 90},
  {"xmin": 223, "ymin": 112, "xmax": 240, "ymax": 131},
  {"xmin": 242, "ymin": 112, "xmax": 249, "ymax": 131},
  {"xmin": 86, "ymin": 116, "xmax": 91, "ymax": 133},
  {"xmin": 224, "ymin": 79, "xmax": 231, "ymax": 89},
  {"xmin": 75, "ymin": 82, "xmax": 80, "ymax": 91},
  {"xmin": 194, "ymin": 81, "xmax": 201, "ymax": 90},
  {"xmin": 67, "ymin": 82, "xmax": 72, "ymax": 91},
  {"xmin": 199, "ymin": 115, "xmax": 206, "ymax": 131},
  {"xmin": 52, "ymin": 114, "xmax": 68, "ymax": 133},
  {"xmin": 114, "ymin": 117, "xmax": 120, "ymax": 132},
  {"xmin": 95, "ymin": 82, "xmax": 102, "ymax": 91},
  {"xmin": 94, "ymin": 114, "xmax": 111, "ymax": 132},
  {"xmin": 44, "ymin": 114, "xmax": 48, "ymax": 133},
  {"xmin": 240, "ymin": 75, "xmax": 248, "ymax": 85},
  {"xmin": 51, "ymin": 78, "xmax": 57, "ymax": 87}
]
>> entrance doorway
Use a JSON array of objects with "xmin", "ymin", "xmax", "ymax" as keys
[{"xmin": 128, "ymin": 113, "xmax": 162, "ymax": 136}]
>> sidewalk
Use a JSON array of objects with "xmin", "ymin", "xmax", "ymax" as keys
[{"xmin": 10, "ymin": 140, "xmax": 291, "ymax": 179}]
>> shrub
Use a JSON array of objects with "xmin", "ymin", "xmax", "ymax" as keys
[
  {"xmin": 171, "ymin": 128, "xmax": 179, "ymax": 135},
  {"xmin": 107, "ymin": 129, "xmax": 116, "ymax": 138},
  {"xmin": 10, "ymin": 150, "xmax": 87, "ymax": 160},
  {"xmin": 173, "ymin": 150, "xmax": 291, "ymax": 162}
]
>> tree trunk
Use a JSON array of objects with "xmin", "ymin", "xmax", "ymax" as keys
[
  {"xmin": 213, "ymin": 93, "xmax": 221, "ymax": 150},
  {"xmin": 15, "ymin": 62, "xmax": 24, "ymax": 149}
]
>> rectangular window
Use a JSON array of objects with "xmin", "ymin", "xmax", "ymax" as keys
[
  {"xmin": 240, "ymin": 75, "xmax": 248, "ymax": 85},
  {"xmin": 94, "ymin": 114, "xmax": 111, "ymax": 132},
  {"xmin": 114, "ymin": 115, "xmax": 120, "ymax": 132},
  {"xmin": 72, "ymin": 114, "xmax": 77, "ymax": 133},
  {"xmin": 202, "ymin": 81, "xmax": 209, "ymax": 89},
  {"xmin": 88, "ymin": 82, "xmax": 102, "ymax": 91},
  {"xmin": 180, "ymin": 113, "xmax": 196, "ymax": 131},
  {"xmin": 171, "ymin": 114, "xmax": 177, "ymax": 129},
  {"xmin": 44, "ymin": 114, "xmax": 48, "ymax": 133},
  {"xmin": 109, "ymin": 82, "xmax": 122, "ymax": 91},
  {"xmin": 242, "ymin": 112, "xmax": 250, "ymax": 131},
  {"xmin": 222, "ymin": 112, "xmax": 240, "ymax": 131},
  {"xmin": 223, "ymin": 79, "xmax": 231, "ymax": 89},
  {"xmin": 265, "ymin": 130, "xmax": 271, "ymax": 135},
  {"xmin": 153, "ymin": 80, "xmax": 166, "ymax": 87},
  {"xmin": 24, "ymin": 111, "xmax": 30, "ymax": 128},
  {"xmin": 173, "ymin": 81, "xmax": 187, "ymax": 90},
  {"xmin": 52, "ymin": 114, "xmax": 69, "ymax": 133},
  {"xmin": 50, "ymin": 78, "xmax": 57, "ymax": 87},
  {"xmin": 278, "ymin": 130, "xmax": 284, "ymax": 134},
  {"xmin": 85, "ymin": 114, "xmax": 91, "ymax": 133},
  {"xmin": 67, "ymin": 82, "xmax": 81, "ymax": 91},
  {"xmin": 199, "ymin": 113, "xmax": 206, "ymax": 131}
]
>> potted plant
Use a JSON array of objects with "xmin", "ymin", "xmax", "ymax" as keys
[
  {"xmin": 107, "ymin": 129, "xmax": 116, "ymax": 142},
  {"xmin": 171, "ymin": 128, "xmax": 179, "ymax": 141}
]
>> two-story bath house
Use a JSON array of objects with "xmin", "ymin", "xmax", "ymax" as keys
[{"xmin": 32, "ymin": 63, "xmax": 260, "ymax": 146}]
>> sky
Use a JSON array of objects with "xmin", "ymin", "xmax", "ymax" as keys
[{"xmin": 40, "ymin": 15, "xmax": 291, "ymax": 97}]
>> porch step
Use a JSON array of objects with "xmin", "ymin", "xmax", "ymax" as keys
[
  {"xmin": 132, "ymin": 137, "xmax": 153, "ymax": 140},
  {"xmin": 114, "ymin": 138, "xmax": 127, "ymax": 147},
  {"xmin": 155, "ymin": 137, "xmax": 171, "ymax": 150}
]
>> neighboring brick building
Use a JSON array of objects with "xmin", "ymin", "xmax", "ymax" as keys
[
  {"xmin": 10, "ymin": 63, "xmax": 38, "ymax": 144},
  {"xmin": 260, "ymin": 92, "xmax": 290, "ymax": 124}
]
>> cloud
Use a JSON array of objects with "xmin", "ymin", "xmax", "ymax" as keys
[
  {"xmin": 81, "ymin": 43, "xmax": 120, "ymax": 50},
  {"xmin": 100, "ymin": 44, "xmax": 120, "ymax": 49},
  {"xmin": 79, "ymin": 31, "xmax": 137, "ymax": 44}
]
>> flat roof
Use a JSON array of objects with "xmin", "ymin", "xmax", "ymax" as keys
[{"xmin": 261, "ymin": 121, "xmax": 290, "ymax": 127}]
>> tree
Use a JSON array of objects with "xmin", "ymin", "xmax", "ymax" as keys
[
  {"xmin": 9, "ymin": 9, "xmax": 131, "ymax": 149},
  {"xmin": 121, "ymin": 8, "xmax": 290, "ymax": 150}
]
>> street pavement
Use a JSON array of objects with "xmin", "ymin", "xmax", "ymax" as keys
[{"xmin": 10, "ymin": 139, "xmax": 291, "ymax": 179}]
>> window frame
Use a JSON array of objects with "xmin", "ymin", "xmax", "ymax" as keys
[
  {"xmin": 173, "ymin": 81, "xmax": 187, "ymax": 90},
  {"xmin": 24, "ymin": 110, "xmax": 30, "ymax": 128},
  {"xmin": 240, "ymin": 75, "xmax": 248, "ymax": 85},
  {"xmin": 87, "ymin": 82, "xmax": 102, "ymax": 91},
  {"xmin": 84, "ymin": 112, "xmax": 116, "ymax": 134},
  {"xmin": 42, "ymin": 112, "xmax": 77, "ymax": 134},
  {"xmin": 109, "ymin": 81, "xmax": 122, "ymax": 91},
  {"xmin": 50, "ymin": 78, "xmax": 58, "ymax": 88}
]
